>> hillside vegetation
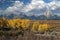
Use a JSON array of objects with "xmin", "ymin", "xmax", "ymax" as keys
[
  {"xmin": 0, "ymin": 17, "xmax": 60, "ymax": 40},
  {"xmin": 0, "ymin": 17, "xmax": 53, "ymax": 32}
]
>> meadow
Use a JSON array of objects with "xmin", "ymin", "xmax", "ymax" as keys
[{"xmin": 0, "ymin": 17, "xmax": 60, "ymax": 40}]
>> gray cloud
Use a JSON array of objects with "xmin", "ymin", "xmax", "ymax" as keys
[{"xmin": 3, "ymin": 0, "xmax": 60, "ymax": 16}]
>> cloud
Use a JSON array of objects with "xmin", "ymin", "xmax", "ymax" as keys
[
  {"xmin": 24, "ymin": 0, "xmax": 60, "ymax": 15},
  {"xmin": 4, "ymin": 0, "xmax": 60, "ymax": 16},
  {"xmin": 24, "ymin": 0, "xmax": 60, "ymax": 12},
  {"xmin": 5, "ymin": 1, "xmax": 24, "ymax": 15},
  {"xmin": 48, "ymin": 1, "xmax": 60, "ymax": 10},
  {"xmin": 5, "ymin": 0, "xmax": 46, "ymax": 13},
  {"xmin": 23, "ymin": 0, "xmax": 46, "ymax": 12},
  {"xmin": 0, "ymin": 10, "xmax": 3, "ymax": 14}
]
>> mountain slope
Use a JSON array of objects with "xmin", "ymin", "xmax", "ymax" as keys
[{"xmin": 0, "ymin": 13, "xmax": 60, "ymax": 20}]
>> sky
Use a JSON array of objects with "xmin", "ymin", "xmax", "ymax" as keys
[{"xmin": 0, "ymin": 0, "xmax": 60, "ymax": 15}]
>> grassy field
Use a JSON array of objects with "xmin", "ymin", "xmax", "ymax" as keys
[{"xmin": 0, "ymin": 18, "xmax": 60, "ymax": 40}]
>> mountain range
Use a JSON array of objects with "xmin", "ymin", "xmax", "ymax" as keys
[{"xmin": 0, "ymin": 13, "xmax": 60, "ymax": 20}]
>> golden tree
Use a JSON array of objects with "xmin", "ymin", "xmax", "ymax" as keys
[
  {"xmin": 0, "ymin": 17, "xmax": 8, "ymax": 28},
  {"xmin": 31, "ymin": 21, "xmax": 40, "ymax": 32},
  {"xmin": 21, "ymin": 19, "xmax": 30, "ymax": 30},
  {"xmin": 38, "ymin": 23, "xmax": 50, "ymax": 32}
]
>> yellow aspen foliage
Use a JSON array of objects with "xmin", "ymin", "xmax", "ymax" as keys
[
  {"xmin": 21, "ymin": 19, "xmax": 30, "ymax": 30},
  {"xmin": 0, "ymin": 17, "xmax": 52, "ymax": 32},
  {"xmin": 1, "ymin": 17, "xmax": 8, "ymax": 28},
  {"xmin": 38, "ymin": 24, "xmax": 50, "ymax": 31},
  {"xmin": 0, "ymin": 20, "xmax": 3, "ymax": 27},
  {"xmin": 7, "ymin": 19, "xmax": 15, "ymax": 28},
  {"xmin": 31, "ymin": 21, "xmax": 40, "ymax": 31},
  {"xmin": 38, "ymin": 24, "xmax": 43, "ymax": 31},
  {"xmin": 7, "ymin": 18, "xmax": 30, "ymax": 29},
  {"xmin": 7, "ymin": 19, "xmax": 22, "ymax": 28},
  {"xmin": 42, "ymin": 24, "xmax": 49, "ymax": 31}
]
